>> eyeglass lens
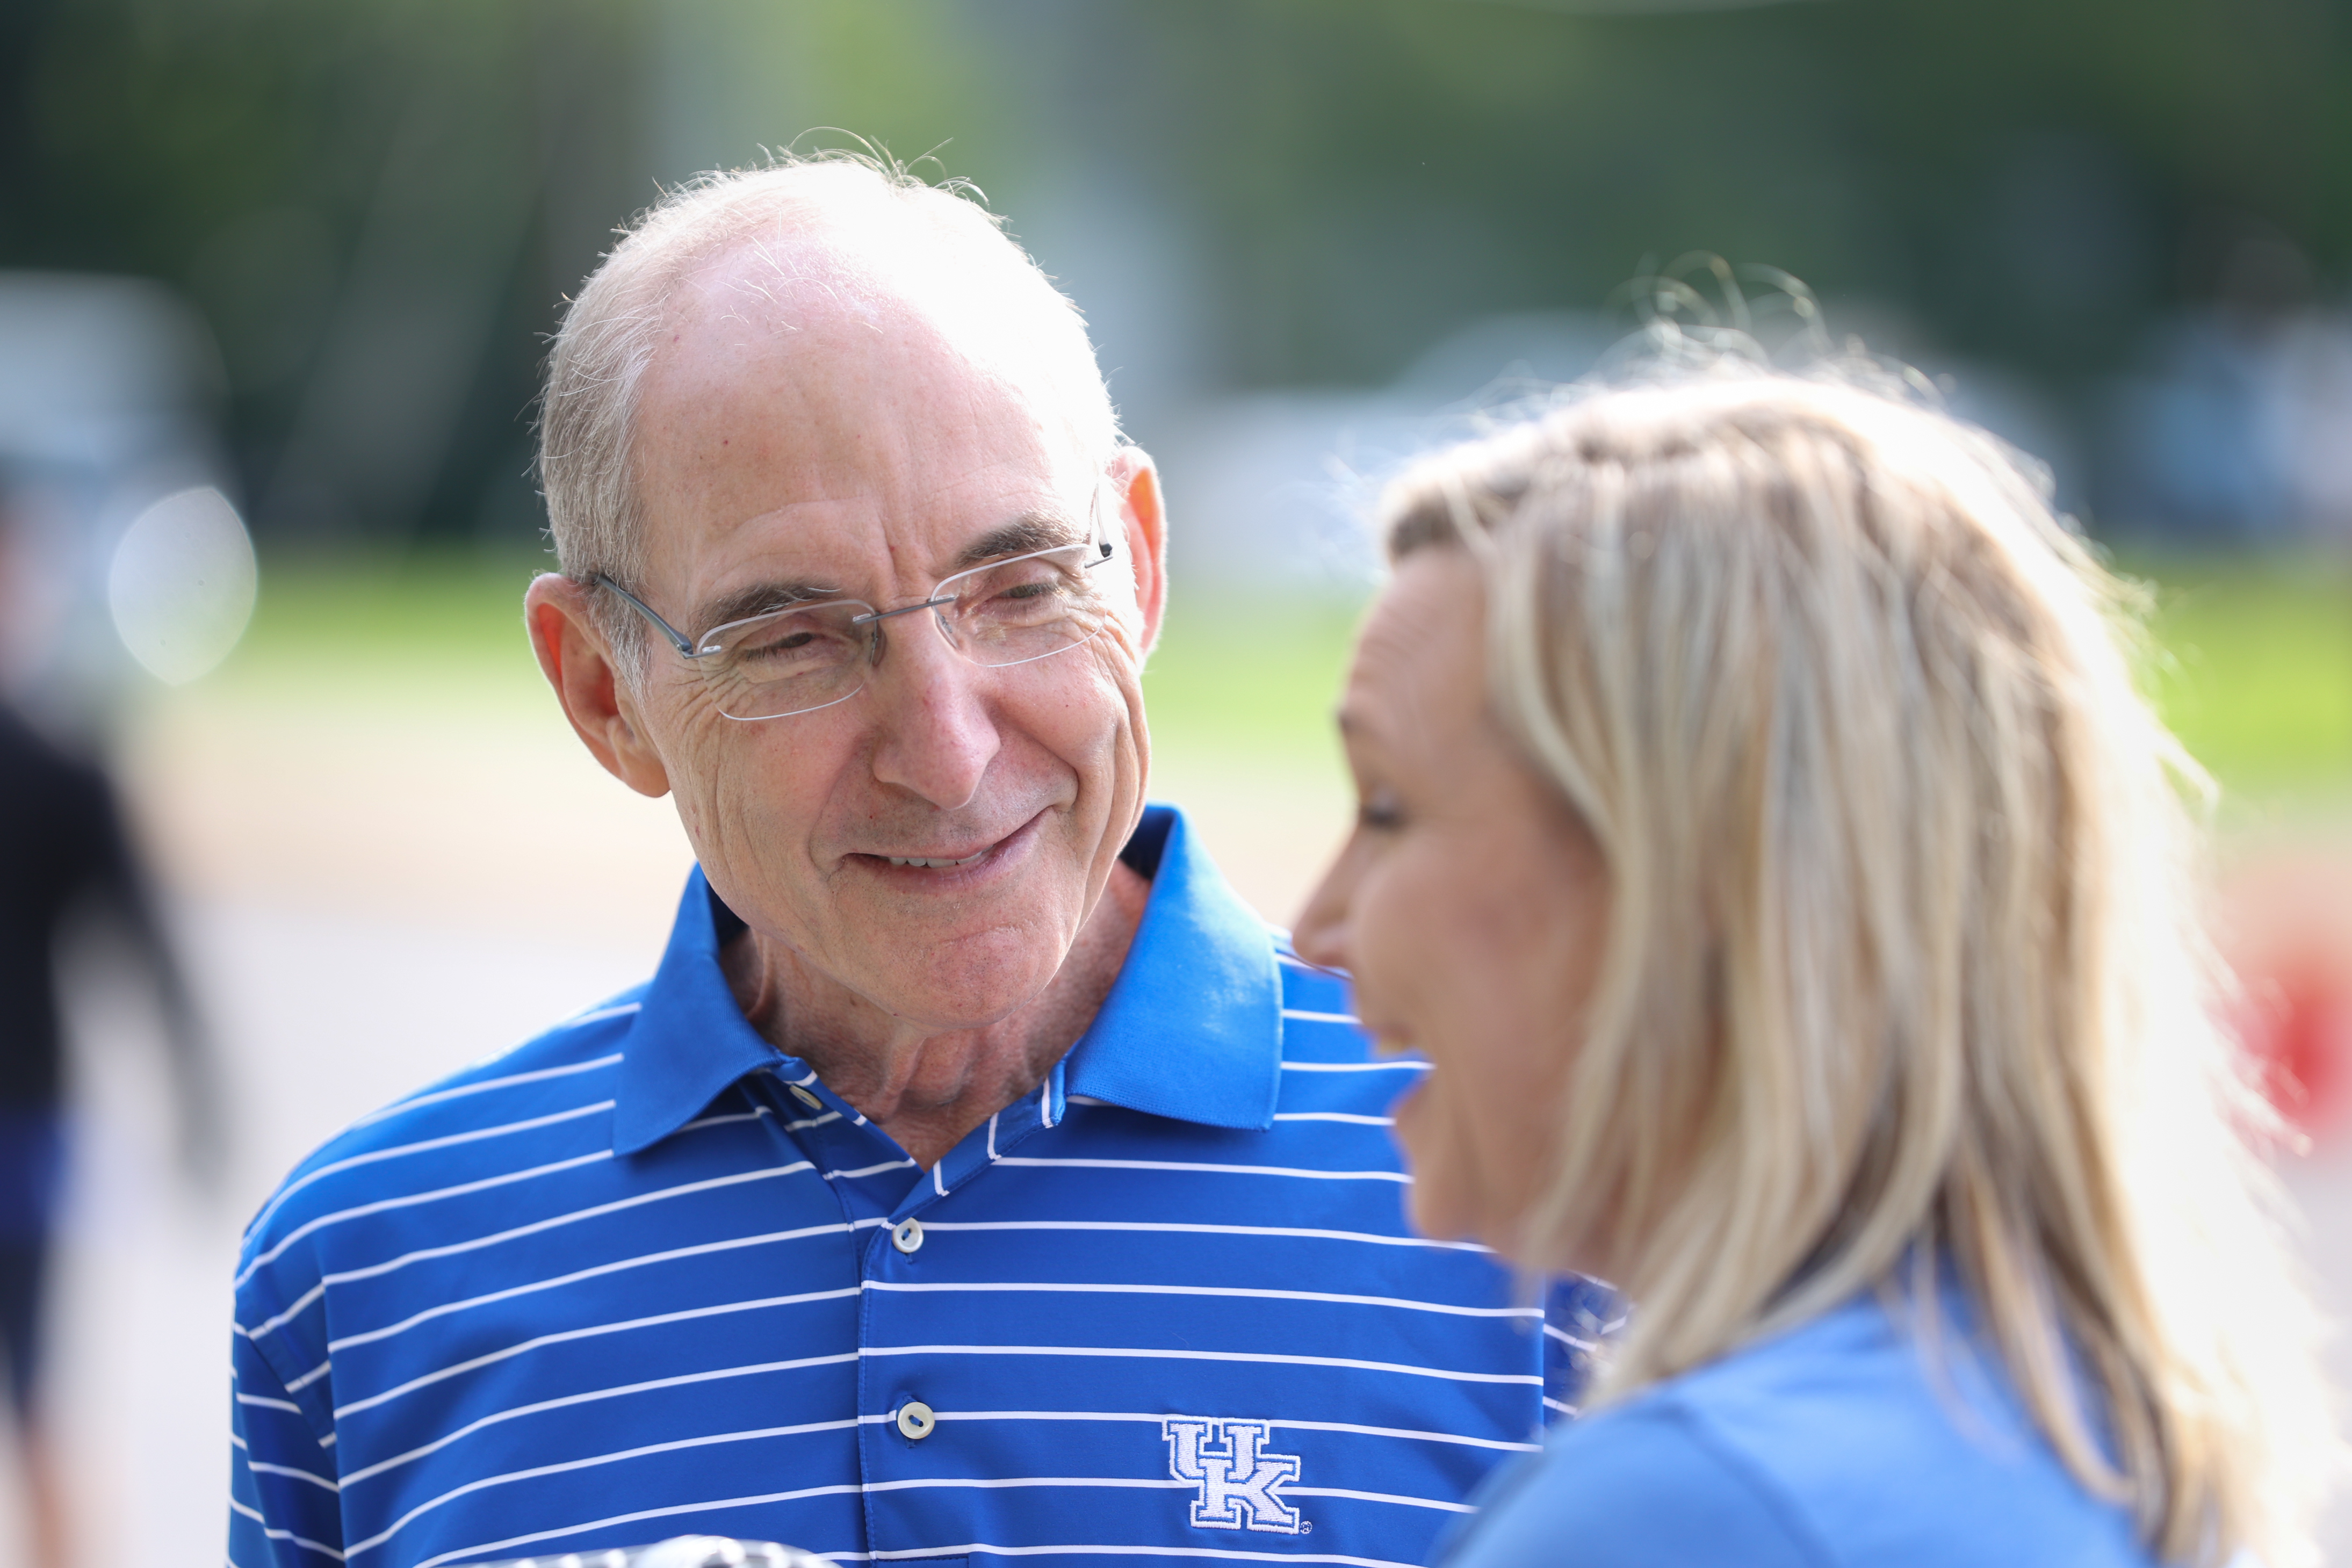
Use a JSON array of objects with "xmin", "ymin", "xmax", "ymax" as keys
[{"xmin": 690, "ymin": 540, "xmax": 1115, "ymax": 720}]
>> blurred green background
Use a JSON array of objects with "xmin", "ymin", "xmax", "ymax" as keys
[
  {"xmin": 6, "ymin": 0, "xmax": 2352, "ymax": 546},
  {"xmin": 8, "ymin": 0, "xmax": 2349, "ymax": 820}
]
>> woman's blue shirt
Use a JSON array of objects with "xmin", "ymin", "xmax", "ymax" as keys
[{"xmin": 1441, "ymin": 1288, "xmax": 2159, "ymax": 1568}]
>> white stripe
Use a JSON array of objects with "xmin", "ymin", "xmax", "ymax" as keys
[
  {"xmin": 679, "ymin": 1104, "xmax": 773, "ymax": 1132},
  {"xmin": 858, "ymin": 1280, "xmax": 1539, "ymax": 1320},
  {"xmin": 235, "ymin": 1393, "xmax": 305, "ymax": 1415},
  {"xmin": 990, "ymin": 1157, "xmax": 1407, "ymax": 1183},
  {"xmin": 1273, "ymin": 1111, "xmax": 1394, "ymax": 1125},
  {"xmin": 228, "ymin": 1495, "xmax": 346, "ymax": 1561},
  {"xmin": 413, "ymin": 1485, "xmax": 870, "ymax": 1568},
  {"xmin": 1038, "ymin": 1078, "xmax": 1054, "ymax": 1128},
  {"xmin": 1543, "ymin": 1322, "xmax": 1599, "ymax": 1350},
  {"xmin": 242, "ymin": 1282, "xmax": 324, "ymax": 1342},
  {"xmin": 284, "ymin": 1357, "xmax": 331, "ymax": 1394},
  {"xmin": 785, "ymin": 1111, "xmax": 842, "ymax": 1132},
  {"xmin": 237, "ymin": 1151, "xmax": 615, "ymax": 1286},
  {"xmin": 858, "ymin": 1343, "xmax": 1542, "ymax": 1386},
  {"xmin": 334, "ymin": 1302, "xmax": 858, "ymax": 1420},
  {"xmin": 932, "ymin": 1163, "xmax": 948, "ymax": 1197},
  {"xmin": 917, "ymin": 1218, "xmax": 1490, "ymax": 1254},
  {"xmin": 1544, "ymin": 1396, "xmax": 1576, "ymax": 1416},
  {"xmin": 825, "ymin": 1158, "xmax": 917, "ymax": 1181},
  {"xmin": 246, "ymin": 1459, "xmax": 340, "ymax": 1493},
  {"xmin": 327, "ymin": 1219, "xmax": 861, "ymax": 1352},
  {"xmin": 247, "ymin": 1101, "xmax": 616, "ymax": 1243},
  {"xmin": 986, "ymin": 1111, "xmax": 1000, "ymax": 1160},
  {"xmin": 1280, "ymin": 1009, "xmax": 1361, "ymax": 1024},
  {"xmin": 348, "ymin": 1053, "xmax": 623, "ymax": 1129},
  {"xmin": 866, "ymin": 1545, "xmax": 1415, "ymax": 1566},
  {"xmin": 347, "ymin": 1417, "xmax": 882, "ymax": 1557},
  {"xmin": 564, "ymin": 1001, "xmax": 642, "ymax": 1027},
  {"xmin": 284, "ymin": 1162, "xmax": 816, "ymax": 1302},
  {"xmin": 341, "ymin": 1367, "xmax": 881, "ymax": 1487},
  {"xmin": 1280, "ymin": 1060, "xmax": 1427, "ymax": 1073},
  {"xmin": 862, "ymin": 1476, "xmax": 1184, "ymax": 1493},
  {"xmin": 1287, "ymin": 1485, "xmax": 1474, "ymax": 1514},
  {"xmin": 932, "ymin": 1408, "xmax": 1538, "ymax": 1453}
]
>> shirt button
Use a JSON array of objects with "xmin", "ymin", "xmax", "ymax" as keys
[
  {"xmin": 897, "ymin": 1400, "xmax": 936, "ymax": 1440},
  {"xmin": 891, "ymin": 1218, "xmax": 925, "ymax": 1255},
  {"xmin": 788, "ymin": 1084, "xmax": 823, "ymax": 1110}
]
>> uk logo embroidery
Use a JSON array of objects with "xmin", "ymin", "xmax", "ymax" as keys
[{"xmin": 1162, "ymin": 1417, "xmax": 1305, "ymax": 1534}]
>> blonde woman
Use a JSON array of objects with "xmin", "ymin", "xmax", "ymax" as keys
[{"xmin": 1294, "ymin": 363, "xmax": 2334, "ymax": 1567}]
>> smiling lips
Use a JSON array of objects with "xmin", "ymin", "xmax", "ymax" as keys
[
  {"xmin": 857, "ymin": 812, "xmax": 1044, "ymax": 873},
  {"xmin": 882, "ymin": 849, "xmax": 988, "ymax": 869}
]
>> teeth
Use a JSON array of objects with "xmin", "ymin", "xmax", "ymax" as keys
[{"xmin": 885, "ymin": 849, "xmax": 987, "ymax": 869}]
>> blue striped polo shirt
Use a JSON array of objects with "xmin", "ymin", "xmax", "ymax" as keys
[{"xmin": 230, "ymin": 805, "xmax": 1610, "ymax": 1568}]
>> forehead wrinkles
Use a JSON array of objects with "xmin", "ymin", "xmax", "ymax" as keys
[{"xmin": 638, "ymin": 240, "xmax": 1092, "ymax": 501}]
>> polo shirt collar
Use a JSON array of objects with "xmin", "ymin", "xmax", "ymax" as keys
[{"xmin": 610, "ymin": 803, "xmax": 1284, "ymax": 1156}]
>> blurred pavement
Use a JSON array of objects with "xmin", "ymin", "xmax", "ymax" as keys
[{"xmin": 0, "ymin": 683, "xmax": 2339, "ymax": 1565}]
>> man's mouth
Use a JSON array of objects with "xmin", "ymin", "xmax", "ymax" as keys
[
  {"xmin": 882, "ymin": 849, "xmax": 988, "ymax": 869},
  {"xmin": 849, "ymin": 812, "xmax": 1048, "ymax": 879}
]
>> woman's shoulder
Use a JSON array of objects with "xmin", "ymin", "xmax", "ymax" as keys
[{"xmin": 1445, "ymin": 1294, "xmax": 2159, "ymax": 1568}]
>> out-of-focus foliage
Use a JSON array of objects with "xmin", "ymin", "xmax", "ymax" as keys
[{"xmin": 0, "ymin": 0, "xmax": 2345, "ymax": 545}]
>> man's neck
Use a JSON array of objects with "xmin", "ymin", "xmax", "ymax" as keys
[{"xmin": 722, "ymin": 861, "xmax": 1151, "ymax": 1169}]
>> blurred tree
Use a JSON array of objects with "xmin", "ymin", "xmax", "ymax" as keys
[{"xmin": 0, "ymin": 0, "xmax": 2341, "ymax": 544}]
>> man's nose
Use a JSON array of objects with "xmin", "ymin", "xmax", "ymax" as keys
[{"xmin": 863, "ymin": 619, "xmax": 1003, "ymax": 811}]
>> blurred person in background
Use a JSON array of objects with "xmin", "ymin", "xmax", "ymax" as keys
[
  {"xmin": 0, "ymin": 490, "xmax": 219, "ymax": 1568},
  {"xmin": 227, "ymin": 154, "xmax": 1606, "ymax": 1568},
  {"xmin": 1295, "ymin": 362, "xmax": 2335, "ymax": 1566}
]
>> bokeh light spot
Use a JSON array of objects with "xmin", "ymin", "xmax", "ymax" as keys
[{"xmin": 107, "ymin": 486, "xmax": 259, "ymax": 685}]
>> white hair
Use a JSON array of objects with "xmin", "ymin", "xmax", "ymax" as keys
[
  {"xmin": 1383, "ymin": 363, "xmax": 2334, "ymax": 1567},
  {"xmin": 537, "ymin": 150, "xmax": 1120, "ymax": 664}
]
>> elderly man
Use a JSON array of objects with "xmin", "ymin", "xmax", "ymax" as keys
[{"xmin": 229, "ymin": 158, "xmax": 1598, "ymax": 1568}]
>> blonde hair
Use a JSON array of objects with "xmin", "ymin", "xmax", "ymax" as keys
[
  {"xmin": 1382, "ymin": 364, "xmax": 2332, "ymax": 1566},
  {"xmin": 537, "ymin": 149, "xmax": 1117, "ymax": 665}
]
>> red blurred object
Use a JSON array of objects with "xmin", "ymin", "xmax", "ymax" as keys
[
  {"xmin": 2231, "ymin": 962, "xmax": 2352, "ymax": 1138},
  {"xmin": 2217, "ymin": 854, "xmax": 2352, "ymax": 1143}
]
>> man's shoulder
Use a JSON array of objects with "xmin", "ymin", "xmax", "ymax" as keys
[
  {"xmin": 1259, "ymin": 941, "xmax": 1434, "ymax": 1131},
  {"xmin": 236, "ymin": 984, "xmax": 649, "ymax": 1270},
  {"xmin": 1269, "ymin": 937, "xmax": 1391, "ymax": 1063}
]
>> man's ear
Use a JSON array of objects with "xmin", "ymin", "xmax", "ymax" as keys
[
  {"xmin": 1110, "ymin": 446, "xmax": 1169, "ymax": 656},
  {"xmin": 523, "ymin": 574, "xmax": 673, "ymax": 799}
]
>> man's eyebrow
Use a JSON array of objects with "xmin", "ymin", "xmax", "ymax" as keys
[
  {"xmin": 685, "ymin": 511, "xmax": 1083, "ymax": 630},
  {"xmin": 691, "ymin": 577, "xmax": 846, "ymax": 632},
  {"xmin": 951, "ymin": 513, "xmax": 1084, "ymax": 572}
]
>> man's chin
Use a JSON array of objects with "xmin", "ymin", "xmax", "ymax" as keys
[{"xmin": 826, "ymin": 906, "xmax": 1078, "ymax": 1029}]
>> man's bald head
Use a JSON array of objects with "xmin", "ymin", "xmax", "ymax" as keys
[{"xmin": 538, "ymin": 155, "xmax": 1119, "ymax": 657}]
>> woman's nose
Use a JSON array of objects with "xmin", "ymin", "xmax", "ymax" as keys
[{"xmin": 1292, "ymin": 848, "xmax": 1357, "ymax": 972}]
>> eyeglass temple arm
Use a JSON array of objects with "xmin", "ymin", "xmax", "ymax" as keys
[{"xmin": 589, "ymin": 574, "xmax": 698, "ymax": 658}]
